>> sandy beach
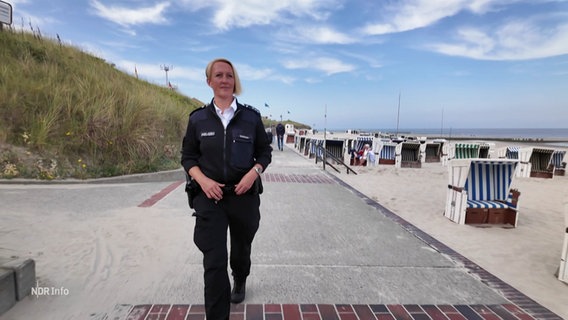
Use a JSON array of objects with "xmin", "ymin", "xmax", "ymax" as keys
[{"xmin": 310, "ymin": 135, "xmax": 568, "ymax": 318}]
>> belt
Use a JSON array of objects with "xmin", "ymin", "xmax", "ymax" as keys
[{"xmin": 221, "ymin": 185, "xmax": 237, "ymax": 196}]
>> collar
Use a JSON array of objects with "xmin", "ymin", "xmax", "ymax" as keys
[{"xmin": 213, "ymin": 98, "xmax": 237, "ymax": 114}]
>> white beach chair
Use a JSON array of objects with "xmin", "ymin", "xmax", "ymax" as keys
[
  {"xmin": 445, "ymin": 159, "xmax": 521, "ymax": 227},
  {"xmin": 517, "ymin": 147, "xmax": 555, "ymax": 178},
  {"xmin": 550, "ymin": 150, "xmax": 566, "ymax": 176},
  {"xmin": 421, "ymin": 142, "xmax": 441, "ymax": 163},
  {"xmin": 395, "ymin": 142, "xmax": 422, "ymax": 168}
]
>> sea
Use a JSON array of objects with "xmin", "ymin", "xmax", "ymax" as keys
[{"xmin": 332, "ymin": 128, "xmax": 568, "ymax": 147}]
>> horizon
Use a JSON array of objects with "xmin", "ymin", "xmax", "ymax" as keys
[{"xmin": 6, "ymin": 0, "xmax": 568, "ymax": 129}]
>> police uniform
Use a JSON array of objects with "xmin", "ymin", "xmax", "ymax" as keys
[{"xmin": 181, "ymin": 99, "xmax": 272, "ymax": 320}]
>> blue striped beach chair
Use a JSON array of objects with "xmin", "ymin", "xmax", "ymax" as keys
[
  {"xmin": 395, "ymin": 142, "xmax": 422, "ymax": 168},
  {"xmin": 308, "ymin": 139, "xmax": 324, "ymax": 159},
  {"xmin": 378, "ymin": 142, "xmax": 397, "ymax": 165},
  {"xmin": 445, "ymin": 159, "xmax": 520, "ymax": 227},
  {"xmin": 497, "ymin": 146, "xmax": 520, "ymax": 160},
  {"xmin": 550, "ymin": 150, "xmax": 566, "ymax": 176},
  {"xmin": 350, "ymin": 136, "xmax": 373, "ymax": 166}
]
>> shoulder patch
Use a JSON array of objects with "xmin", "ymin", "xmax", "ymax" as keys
[
  {"xmin": 243, "ymin": 104, "xmax": 261, "ymax": 116},
  {"xmin": 189, "ymin": 104, "xmax": 207, "ymax": 116}
]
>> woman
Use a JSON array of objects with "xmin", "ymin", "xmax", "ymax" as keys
[{"xmin": 181, "ymin": 58, "xmax": 272, "ymax": 320}]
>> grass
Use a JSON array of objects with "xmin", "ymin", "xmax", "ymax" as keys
[{"xmin": 0, "ymin": 28, "xmax": 203, "ymax": 179}]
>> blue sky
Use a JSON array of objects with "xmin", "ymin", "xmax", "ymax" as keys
[{"xmin": 8, "ymin": 0, "xmax": 568, "ymax": 130}]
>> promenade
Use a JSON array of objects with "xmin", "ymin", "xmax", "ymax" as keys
[{"xmin": 0, "ymin": 144, "xmax": 562, "ymax": 320}]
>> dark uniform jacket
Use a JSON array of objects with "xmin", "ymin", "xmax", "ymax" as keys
[
  {"xmin": 276, "ymin": 123, "xmax": 285, "ymax": 136},
  {"xmin": 181, "ymin": 99, "xmax": 272, "ymax": 185}
]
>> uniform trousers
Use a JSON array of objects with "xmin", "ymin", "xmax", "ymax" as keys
[{"xmin": 192, "ymin": 192, "xmax": 261, "ymax": 320}]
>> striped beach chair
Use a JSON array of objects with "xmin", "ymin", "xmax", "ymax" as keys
[
  {"xmin": 395, "ymin": 142, "xmax": 422, "ymax": 168},
  {"xmin": 518, "ymin": 147, "xmax": 555, "ymax": 178},
  {"xmin": 350, "ymin": 136, "xmax": 373, "ymax": 166},
  {"xmin": 550, "ymin": 150, "xmax": 566, "ymax": 176},
  {"xmin": 445, "ymin": 159, "xmax": 520, "ymax": 227},
  {"xmin": 452, "ymin": 143, "xmax": 480, "ymax": 159},
  {"xmin": 378, "ymin": 142, "xmax": 397, "ymax": 165}
]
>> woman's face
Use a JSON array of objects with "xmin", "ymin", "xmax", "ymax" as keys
[{"xmin": 208, "ymin": 61, "xmax": 235, "ymax": 100}]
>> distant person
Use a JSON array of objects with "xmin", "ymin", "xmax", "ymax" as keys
[
  {"xmin": 181, "ymin": 58, "xmax": 272, "ymax": 320},
  {"xmin": 276, "ymin": 122, "xmax": 285, "ymax": 151},
  {"xmin": 266, "ymin": 129, "xmax": 273, "ymax": 144}
]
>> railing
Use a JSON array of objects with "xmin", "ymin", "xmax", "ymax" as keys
[{"xmin": 314, "ymin": 144, "xmax": 357, "ymax": 175}]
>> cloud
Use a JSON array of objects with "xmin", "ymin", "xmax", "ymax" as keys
[
  {"xmin": 428, "ymin": 17, "xmax": 568, "ymax": 60},
  {"xmin": 281, "ymin": 25, "xmax": 357, "ymax": 44},
  {"xmin": 360, "ymin": 0, "xmax": 534, "ymax": 36},
  {"xmin": 178, "ymin": 0, "xmax": 338, "ymax": 31},
  {"xmin": 283, "ymin": 57, "xmax": 356, "ymax": 75},
  {"xmin": 89, "ymin": 0, "xmax": 171, "ymax": 28}
]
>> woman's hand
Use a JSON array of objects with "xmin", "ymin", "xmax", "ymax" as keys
[
  {"xmin": 235, "ymin": 169, "xmax": 258, "ymax": 195},
  {"xmin": 200, "ymin": 177, "xmax": 225, "ymax": 201}
]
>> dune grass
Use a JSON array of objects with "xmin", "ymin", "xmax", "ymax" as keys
[{"xmin": 0, "ymin": 28, "xmax": 203, "ymax": 179}]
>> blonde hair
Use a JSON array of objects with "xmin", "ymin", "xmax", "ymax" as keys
[{"xmin": 205, "ymin": 58, "xmax": 242, "ymax": 96}]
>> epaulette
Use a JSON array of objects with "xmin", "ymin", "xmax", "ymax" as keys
[
  {"xmin": 189, "ymin": 104, "xmax": 207, "ymax": 116},
  {"xmin": 242, "ymin": 104, "xmax": 261, "ymax": 116}
]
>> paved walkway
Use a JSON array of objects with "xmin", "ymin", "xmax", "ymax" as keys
[{"xmin": 0, "ymin": 145, "xmax": 562, "ymax": 320}]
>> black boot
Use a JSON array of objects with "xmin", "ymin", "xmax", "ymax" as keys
[{"xmin": 230, "ymin": 278, "xmax": 246, "ymax": 303}]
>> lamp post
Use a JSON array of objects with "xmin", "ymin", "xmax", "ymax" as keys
[{"xmin": 160, "ymin": 64, "xmax": 173, "ymax": 87}]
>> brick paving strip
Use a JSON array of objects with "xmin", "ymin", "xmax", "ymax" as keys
[
  {"xmin": 129, "ymin": 173, "xmax": 561, "ymax": 320},
  {"xmin": 122, "ymin": 303, "xmax": 538, "ymax": 320}
]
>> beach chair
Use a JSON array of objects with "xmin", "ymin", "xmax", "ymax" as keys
[
  {"xmin": 395, "ymin": 142, "xmax": 422, "ymax": 168},
  {"xmin": 308, "ymin": 139, "xmax": 324, "ymax": 159},
  {"xmin": 478, "ymin": 143, "xmax": 491, "ymax": 158},
  {"xmin": 518, "ymin": 147, "xmax": 555, "ymax": 179},
  {"xmin": 445, "ymin": 159, "xmax": 521, "ymax": 227},
  {"xmin": 324, "ymin": 139, "xmax": 345, "ymax": 165},
  {"xmin": 350, "ymin": 136, "xmax": 373, "ymax": 166},
  {"xmin": 497, "ymin": 146, "xmax": 520, "ymax": 159},
  {"xmin": 451, "ymin": 143, "xmax": 480, "ymax": 159},
  {"xmin": 377, "ymin": 142, "xmax": 396, "ymax": 165},
  {"xmin": 421, "ymin": 142, "xmax": 441, "ymax": 163},
  {"xmin": 558, "ymin": 202, "xmax": 568, "ymax": 284},
  {"xmin": 550, "ymin": 150, "xmax": 566, "ymax": 176},
  {"xmin": 439, "ymin": 140, "xmax": 450, "ymax": 166}
]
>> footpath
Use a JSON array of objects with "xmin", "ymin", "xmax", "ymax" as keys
[{"xmin": 0, "ymin": 145, "xmax": 562, "ymax": 320}]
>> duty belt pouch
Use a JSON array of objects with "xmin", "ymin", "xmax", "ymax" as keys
[
  {"xmin": 252, "ymin": 176, "xmax": 263, "ymax": 195},
  {"xmin": 185, "ymin": 176, "xmax": 201, "ymax": 209}
]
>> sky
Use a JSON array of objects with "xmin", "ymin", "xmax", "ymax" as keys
[{"xmin": 6, "ymin": 0, "xmax": 568, "ymax": 131}]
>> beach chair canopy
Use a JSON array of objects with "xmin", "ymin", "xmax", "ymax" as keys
[
  {"xmin": 354, "ymin": 136, "xmax": 373, "ymax": 151},
  {"xmin": 454, "ymin": 143, "xmax": 480, "ymax": 159},
  {"xmin": 449, "ymin": 159, "xmax": 518, "ymax": 202}
]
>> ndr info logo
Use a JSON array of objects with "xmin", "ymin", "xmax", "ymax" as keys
[{"xmin": 31, "ymin": 281, "xmax": 70, "ymax": 298}]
